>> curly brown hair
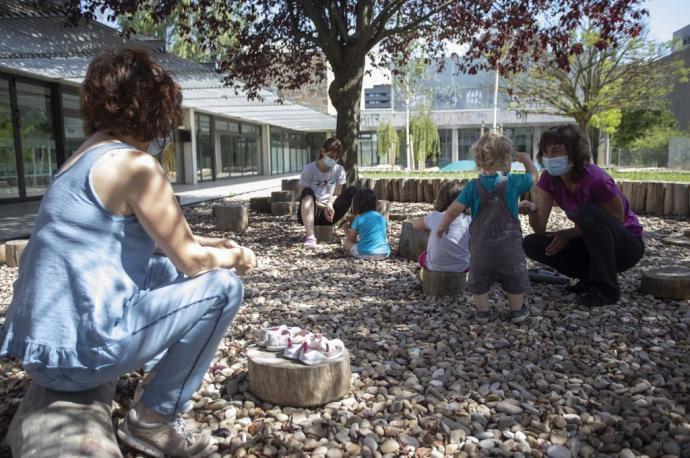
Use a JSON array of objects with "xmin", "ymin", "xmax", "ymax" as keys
[
  {"xmin": 320, "ymin": 136, "xmax": 344, "ymax": 159},
  {"xmin": 471, "ymin": 132, "xmax": 513, "ymax": 170},
  {"xmin": 537, "ymin": 124, "xmax": 591, "ymax": 180},
  {"xmin": 81, "ymin": 48, "xmax": 182, "ymax": 142}
]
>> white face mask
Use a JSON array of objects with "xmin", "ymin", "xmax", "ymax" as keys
[{"xmin": 322, "ymin": 156, "xmax": 337, "ymax": 168}]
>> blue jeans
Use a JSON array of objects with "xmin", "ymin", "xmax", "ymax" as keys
[{"xmin": 28, "ymin": 256, "xmax": 243, "ymax": 417}]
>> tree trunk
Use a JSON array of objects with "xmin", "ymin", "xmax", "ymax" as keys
[
  {"xmin": 589, "ymin": 126, "xmax": 600, "ymax": 165},
  {"xmin": 329, "ymin": 60, "xmax": 366, "ymax": 185}
]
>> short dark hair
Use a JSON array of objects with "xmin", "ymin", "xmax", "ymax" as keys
[
  {"xmin": 537, "ymin": 124, "xmax": 591, "ymax": 180},
  {"xmin": 321, "ymin": 136, "xmax": 343, "ymax": 159},
  {"xmin": 81, "ymin": 48, "xmax": 182, "ymax": 142},
  {"xmin": 433, "ymin": 179, "xmax": 464, "ymax": 212},
  {"xmin": 352, "ymin": 189, "xmax": 377, "ymax": 215}
]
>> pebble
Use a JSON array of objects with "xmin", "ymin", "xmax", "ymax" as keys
[
  {"xmin": 547, "ymin": 445, "xmax": 572, "ymax": 458},
  {"xmin": 380, "ymin": 439, "xmax": 400, "ymax": 454}
]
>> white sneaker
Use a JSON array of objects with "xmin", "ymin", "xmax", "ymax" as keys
[
  {"xmin": 298, "ymin": 338, "xmax": 345, "ymax": 365},
  {"xmin": 257, "ymin": 325, "xmax": 288, "ymax": 347},
  {"xmin": 283, "ymin": 331, "xmax": 320, "ymax": 359},
  {"xmin": 265, "ymin": 326, "xmax": 304, "ymax": 351}
]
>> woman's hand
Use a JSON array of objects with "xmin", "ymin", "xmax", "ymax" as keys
[
  {"xmin": 545, "ymin": 229, "xmax": 577, "ymax": 256},
  {"xmin": 519, "ymin": 200, "xmax": 538, "ymax": 215},
  {"xmin": 436, "ymin": 224, "xmax": 449, "ymax": 239}
]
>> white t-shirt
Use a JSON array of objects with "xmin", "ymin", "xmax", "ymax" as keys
[
  {"xmin": 424, "ymin": 210, "xmax": 471, "ymax": 272},
  {"xmin": 298, "ymin": 162, "xmax": 347, "ymax": 202}
]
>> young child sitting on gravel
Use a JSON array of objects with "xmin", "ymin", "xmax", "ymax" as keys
[
  {"xmin": 413, "ymin": 179, "xmax": 471, "ymax": 276},
  {"xmin": 343, "ymin": 189, "xmax": 390, "ymax": 258},
  {"xmin": 437, "ymin": 132, "xmax": 538, "ymax": 323}
]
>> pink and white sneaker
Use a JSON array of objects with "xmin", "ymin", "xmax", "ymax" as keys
[
  {"xmin": 257, "ymin": 325, "xmax": 288, "ymax": 347},
  {"xmin": 283, "ymin": 331, "xmax": 321, "ymax": 359},
  {"xmin": 303, "ymin": 236, "xmax": 317, "ymax": 248},
  {"xmin": 264, "ymin": 326, "xmax": 304, "ymax": 351},
  {"xmin": 298, "ymin": 338, "xmax": 346, "ymax": 365}
]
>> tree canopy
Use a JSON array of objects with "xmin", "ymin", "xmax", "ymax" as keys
[{"xmin": 68, "ymin": 0, "xmax": 648, "ymax": 182}]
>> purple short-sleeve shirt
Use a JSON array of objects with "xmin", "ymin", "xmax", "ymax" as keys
[{"xmin": 537, "ymin": 164, "xmax": 643, "ymax": 237}]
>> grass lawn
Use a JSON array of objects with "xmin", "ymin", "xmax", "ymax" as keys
[{"xmin": 361, "ymin": 169, "xmax": 690, "ymax": 183}]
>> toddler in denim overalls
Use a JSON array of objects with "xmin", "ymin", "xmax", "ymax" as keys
[{"xmin": 436, "ymin": 132, "xmax": 538, "ymax": 323}]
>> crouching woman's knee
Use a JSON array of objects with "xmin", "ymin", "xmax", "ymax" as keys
[
  {"xmin": 522, "ymin": 234, "xmax": 548, "ymax": 262},
  {"xmin": 205, "ymin": 268, "xmax": 244, "ymax": 315},
  {"xmin": 575, "ymin": 203, "xmax": 605, "ymax": 229}
]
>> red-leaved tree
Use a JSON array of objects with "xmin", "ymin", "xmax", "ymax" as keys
[{"xmin": 66, "ymin": 0, "xmax": 647, "ymax": 183}]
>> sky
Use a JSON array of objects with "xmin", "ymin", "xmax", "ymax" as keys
[{"xmin": 647, "ymin": 0, "xmax": 690, "ymax": 41}]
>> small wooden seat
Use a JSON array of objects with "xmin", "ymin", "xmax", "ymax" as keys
[
  {"xmin": 5, "ymin": 239, "xmax": 29, "ymax": 267},
  {"xmin": 214, "ymin": 204, "xmax": 248, "ymax": 232},
  {"xmin": 249, "ymin": 197, "xmax": 272, "ymax": 213},
  {"xmin": 397, "ymin": 221, "xmax": 429, "ymax": 261},
  {"xmin": 421, "ymin": 269, "xmax": 467, "ymax": 296},
  {"xmin": 640, "ymin": 267, "xmax": 690, "ymax": 300},
  {"xmin": 314, "ymin": 225, "xmax": 334, "ymax": 242}
]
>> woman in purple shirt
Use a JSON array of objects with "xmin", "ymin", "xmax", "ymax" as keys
[{"xmin": 522, "ymin": 125, "xmax": 644, "ymax": 306}]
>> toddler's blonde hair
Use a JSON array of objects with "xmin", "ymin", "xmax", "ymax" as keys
[{"xmin": 471, "ymin": 132, "xmax": 513, "ymax": 170}]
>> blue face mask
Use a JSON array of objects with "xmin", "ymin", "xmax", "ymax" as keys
[
  {"xmin": 542, "ymin": 155, "xmax": 572, "ymax": 176},
  {"xmin": 322, "ymin": 156, "xmax": 337, "ymax": 168},
  {"xmin": 147, "ymin": 136, "xmax": 172, "ymax": 156}
]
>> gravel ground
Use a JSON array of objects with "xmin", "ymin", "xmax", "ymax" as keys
[{"xmin": 1, "ymin": 198, "xmax": 689, "ymax": 458}]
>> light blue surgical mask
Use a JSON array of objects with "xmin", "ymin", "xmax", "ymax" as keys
[
  {"xmin": 542, "ymin": 155, "xmax": 572, "ymax": 176},
  {"xmin": 322, "ymin": 156, "xmax": 337, "ymax": 168},
  {"xmin": 147, "ymin": 136, "xmax": 172, "ymax": 156}
]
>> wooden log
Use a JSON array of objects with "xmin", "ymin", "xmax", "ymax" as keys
[
  {"xmin": 247, "ymin": 347, "xmax": 351, "ymax": 408},
  {"xmin": 271, "ymin": 191, "xmax": 294, "ymax": 203},
  {"xmin": 630, "ymin": 182, "xmax": 647, "ymax": 214},
  {"xmin": 388, "ymin": 179, "xmax": 399, "ymax": 202},
  {"xmin": 423, "ymin": 180, "xmax": 435, "ymax": 203},
  {"xmin": 314, "ymin": 225, "xmax": 333, "ymax": 243},
  {"xmin": 661, "ymin": 237, "xmax": 690, "ymax": 248},
  {"xmin": 281, "ymin": 178, "xmax": 300, "ymax": 193},
  {"xmin": 672, "ymin": 183, "xmax": 689, "ymax": 217},
  {"xmin": 663, "ymin": 182, "xmax": 675, "ymax": 216},
  {"xmin": 249, "ymin": 197, "xmax": 272, "ymax": 214},
  {"xmin": 6, "ymin": 239, "xmax": 28, "ymax": 268},
  {"xmin": 645, "ymin": 182, "xmax": 665, "ymax": 215},
  {"xmin": 640, "ymin": 267, "xmax": 690, "ymax": 300},
  {"xmin": 416, "ymin": 180, "xmax": 425, "ymax": 203},
  {"xmin": 398, "ymin": 178, "xmax": 410, "ymax": 202},
  {"xmin": 271, "ymin": 202, "xmax": 294, "ymax": 216},
  {"xmin": 374, "ymin": 179, "xmax": 388, "ymax": 201},
  {"xmin": 432, "ymin": 179, "xmax": 444, "ymax": 201},
  {"xmin": 406, "ymin": 178, "xmax": 418, "ymax": 202},
  {"xmin": 620, "ymin": 181, "xmax": 633, "ymax": 207},
  {"xmin": 376, "ymin": 200, "xmax": 390, "ymax": 221},
  {"xmin": 214, "ymin": 205, "xmax": 248, "ymax": 232},
  {"xmin": 7, "ymin": 382, "xmax": 122, "ymax": 458},
  {"xmin": 397, "ymin": 221, "xmax": 429, "ymax": 261},
  {"xmin": 421, "ymin": 270, "xmax": 467, "ymax": 296}
]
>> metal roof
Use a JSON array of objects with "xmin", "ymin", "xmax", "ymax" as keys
[{"xmin": 0, "ymin": 13, "xmax": 336, "ymax": 132}]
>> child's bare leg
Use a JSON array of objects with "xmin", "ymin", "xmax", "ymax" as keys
[
  {"xmin": 342, "ymin": 238, "xmax": 355, "ymax": 256},
  {"xmin": 473, "ymin": 293, "xmax": 490, "ymax": 312},
  {"xmin": 507, "ymin": 293, "xmax": 524, "ymax": 311}
]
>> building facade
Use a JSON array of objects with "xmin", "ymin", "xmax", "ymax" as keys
[{"xmin": 0, "ymin": 0, "xmax": 336, "ymax": 203}]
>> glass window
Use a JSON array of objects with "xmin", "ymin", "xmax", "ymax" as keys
[
  {"xmin": 245, "ymin": 136, "xmax": 258, "ymax": 175},
  {"xmin": 459, "ymin": 128, "xmax": 481, "ymax": 160},
  {"xmin": 214, "ymin": 119, "xmax": 234, "ymax": 179},
  {"xmin": 504, "ymin": 127, "xmax": 533, "ymax": 155},
  {"xmin": 16, "ymin": 81, "xmax": 57, "ymax": 197},
  {"xmin": 195, "ymin": 113, "xmax": 213, "ymax": 181},
  {"xmin": 271, "ymin": 132, "xmax": 283, "ymax": 174},
  {"xmin": 241, "ymin": 123, "xmax": 260, "ymax": 135},
  {"xmin": 438, "ymin": 129, "xmax": 453, "ymax": 167},
  {"xmin": 61, "ymin": 90, "xmax": 85, "ymax": 158},
  {"xmin": 0, "ymin": 78, "xmax": 19, "ymax": 199}
]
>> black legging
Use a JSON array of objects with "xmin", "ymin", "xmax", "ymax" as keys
[
  {"xmin": 296, "ymin": 186, "xmax": 357, "ymax": 226},
  {"xmin": 523, "ymin": 203, "xmax": 644, "ymax": 294}
]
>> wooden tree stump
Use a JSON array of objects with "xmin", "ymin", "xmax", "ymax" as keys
[
  {"xmin": 630, "ymin": 182, "xmax": 647, "ymax": 214},
  {"xmin": 399, "ymin": 179, "xmax": 409, "ymax": 202},
  {"xmin": 620, "ymin": 182, "xmax": 633, "ymax": 207},
  {"xmin": 0, "ymin": 243, "xmax": 5, "ymax": 265},
  {"xmin": 249, "ymin": 197, "xmax": 272, "ymax": 214},
  {"xmin": 271, "ymin": 191, "xmax": 294, "ymax": 203},
  {"xmin": 7, "ymin": 382, "xmax": 121, "ymax": 458},
  {"xmin": 388, "ymin": 179, "xmax": 399, "ymax": 202},
  {"xmin": 672, "ymin": 183, "xmax": 689, "ymax": 217},
  {"xmin": 432, "ymin": 179, "xmax": 443, "ymax": 201},
  {"xmin": 314, "ymin": 225, "xmax": 334, "ymax": 242},
  {"xmin": 640, "ymin": 267, "xmax": 690, "ymax": 300},
  {"xmin": 282, "ymin": 179, "xmax": 300, "ymax": 193},
  {"xmin": 661, "ymin": 237, "xmax": 690, "ymax": 248},
  {"xmin": 271, "ymin": 202, "xmax": 294, "ymax": 216},
  {"xmin": 645, "ymin": 182, "xmax": 665, "ymax": 215},
  {"xmin": 397, "ymin": 221, "xmax": 429, "ymax": 261},
  {"xmin": 6, "ymin": 239, "xmax": 28, "ymax": 268},
  {"xmin": 247, "ymin": 347, "xmax": 351, "ymax": 407},
  {"xmin": 421, "ymin": 270, "xmax": 467, "ymax": 296},
  {"xmin": 405, "ymin": 179, "xmax": 417, "ymax": 202},
  {"xmin": 214, "ymin": 205, "xmax": 248, "ymax": 232},
  {"xmin": 376, "ymin": 200, "xmax": 390, "ymax": 221}
]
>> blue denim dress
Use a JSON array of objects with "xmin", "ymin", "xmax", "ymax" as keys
[{"xmin": 0, "ymin": 141, "xmax": 155, "ymax": 373}]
